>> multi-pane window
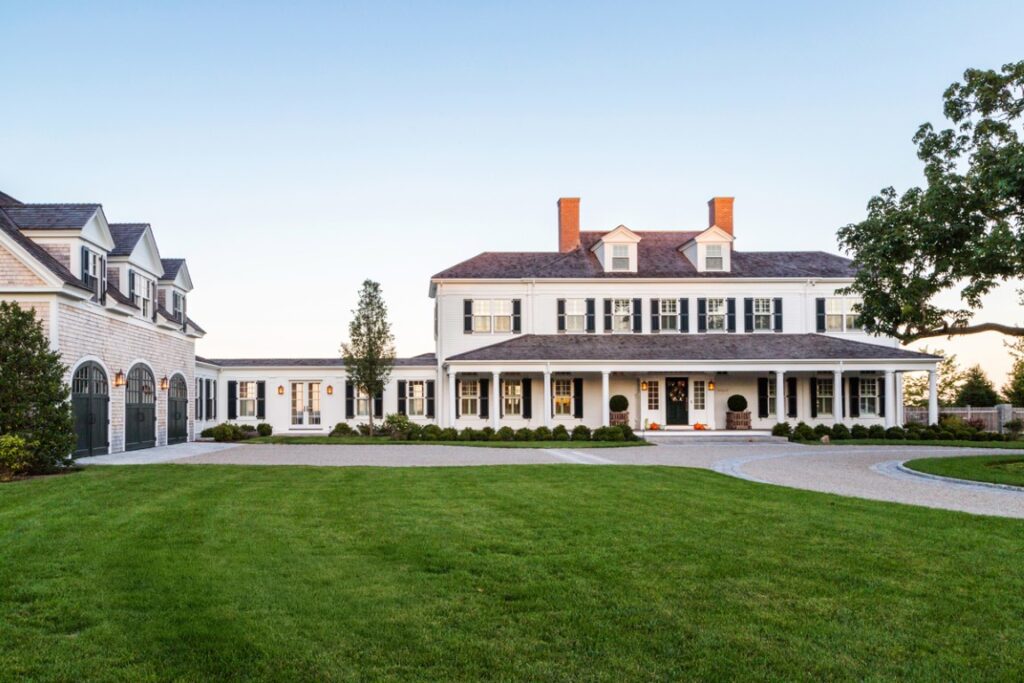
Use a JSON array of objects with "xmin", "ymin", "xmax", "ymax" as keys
[
  {"xmin": 492, "ymin": 300, "xmax": 513, "ymax": 332},
  {"xmin": 172, "ymin": 291, "xmax": 186, "ymax": 320},
  {"xmin": 460, "ymin": 380, "xmax": 479, "ymax": 416},
  {"xmin": 356, "ymin": 387, "xmax": 371, "ymax": 417},
  {"xmin": 611, "ymin": 244, "xmax": 630, "ymax": 271},
  {"xmin": 307, "ymin": 383, "xmax": 321, "ymax": 425},
  {"xmin": 693, "ymin": 380, "xmax": 706, "ymax": 410},
  {"xmin": 612, "ymin": 299, "xmax": 632, "ymax": 332},
  {"xmin": 766, "ymin": 378, "xmax": 777, "ymax": 415},
  {"xmin": 408, "ymin": 381, "xmax": 426, "ymax": 416},
  {"xmin": 859, "ymin": 378, "xmax": 879, "ymax": 416},
  {"xmin": 825, "ymin": 298, "xmax": 862, "ymax": 332},
  {"xmin": 753, "ymin": 298, "xmax": 773, "ymax": 330},
  {"xmin": 291, "ymin": 382, "xmax": 321, "ymax": 425},
  {"xmin": 238, "ymin": 381, "xmax": 257, "ymax": 417},
  {"xmin": 502, "ymin": 380, "xmax": 522, "ymax": 416},
  {"xmin": 659, "ymin": 299, "xmax": 678, "ymax": 331},
  {"xmin": 82, "ymin": 250, "xmax": 103, "ymax": 299},
  {"xmin": 706, "ymin": 298, "xmax": 726, "ymax": 331},
  {"xmin": 816, "ymin": 378, "xmax": 834, "ymax": 417},
  {"xmin": 705, "ymin": 244, "xmax": 724, "ymax": 271},
  {"xmin": 553, "ymin": 379, "xmax": 573, "ymax": 416},
  {"xmin": 647, "ymin": 381, "xmax": 660, "ymax": 410},
  {"xmin": 564, "ymin": 299, "xmax": 586, "ymax": 332},
  {"xmin": 473, "ymin": 299, "xmax": 513, "ymax": 333},
  {"xmin": 472, "ymin": 300, "xmax": 492, "ymax": 332},
  {"xmin": 131, "ymin": 273, "xmax": 154, "ymax": 318}
]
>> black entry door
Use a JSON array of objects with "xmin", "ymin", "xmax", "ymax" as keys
[
  {"xmin": 666, "ymin": 377, "xmax": 689, "ymax": 425},
  {"xmin": 126, "ymin": 365, "xmax": 156, "ymax": 451},
  {"xmin": 72, "ymin": 363, "xmax": 109, "ymax": 457},
  {"xmin": 168, "ymin": 375, "xmax": 188, "ymax": 445}
]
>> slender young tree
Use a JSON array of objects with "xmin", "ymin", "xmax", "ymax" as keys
[
  {"xmin": 341, "ymin": 280, "xmax": 395, "ymax": 435},
  {"xmin": 0, "ymin": 301, "xmax": 75, "ymax": 472}
]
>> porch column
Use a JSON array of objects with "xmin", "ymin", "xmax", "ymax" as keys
[
  {"xmin": 543, "ymin": 369, "xmax": 552, "ymax": 428},
  {"xmin": 833, "ymin": 368, "xmax": 844, "ymax": 420},
  {"xmin": 601, "ymin": 370, "xmax": 610, "ymax": 427},
  {"xmin": 928, "ymin": 369, "xmax": 939, "ymax": 425},
  {"xmin": 895, "ymin": 372, "xmax": 904, "ymax": 426},
  {"xmin": 491, "ymin": 371, "xmax": 500, "ymax": 430},
  {"xmin": 884, "ymin": 370, "xmax": 896, "ymax": 428},
  {"xmin": 447, "ymin": 369, "xmax": 456, "ymax": 428},
  {"xmin": 775, "ymin": 370, "xmax": 785, "ymax": 423}
]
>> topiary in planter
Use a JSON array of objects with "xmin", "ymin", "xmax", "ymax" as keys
[
  {"xmin": 727, "ymin": 395, "xmax": 748, "ymax": 412},
  {"xmin": 609, "ymin": 395, "xmax": 629, "ymax": 412}
]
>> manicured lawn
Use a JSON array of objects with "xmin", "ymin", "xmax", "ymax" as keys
[
  {"xmin": 3, "ymin": 466, "xmax": 1024, "ymax": 680},
  {"xmin": 247, "ymin": 435, "xmax": 648, "ymax": 448},
  {"xmin": 828, "ymin": 438, "xmax": 1024, "ymax": 449},
  {"xmin": 905, "ymin": 454, "xmax": 1024, "ymax": 488}
]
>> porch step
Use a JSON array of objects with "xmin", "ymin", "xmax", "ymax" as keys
[{"xmin": 641, "ymin": 431, "xmax": 789, "ymax": 445}]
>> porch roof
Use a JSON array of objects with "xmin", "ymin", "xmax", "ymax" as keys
[{"xmin": 446, "ymin": 334, "xmax": 940, "ymax": 363}]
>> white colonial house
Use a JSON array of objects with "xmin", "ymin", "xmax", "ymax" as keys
[{"xmin": 2, "ymin": 188, "xmax": 942, "ymax": 451}]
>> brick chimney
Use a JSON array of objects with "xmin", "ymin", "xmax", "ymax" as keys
[
  {"xmin": 708, "ymin": 196, "xmax": 734, "ymax": 235},
  {"xmin": 558, "ymin": 197, "xmax": 580, "ymax": 252}
]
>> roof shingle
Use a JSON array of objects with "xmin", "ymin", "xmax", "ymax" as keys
[
  {"xmin": 108, "ymin": 223, "xmax": 148, "ymax": 256},
  {"xmin": 2, "ymin": 204, "xmax": 100, "ymax": 230},
  {"xmin": 199, "ymin": 353, "xmax": 437, "ymax": 368}
]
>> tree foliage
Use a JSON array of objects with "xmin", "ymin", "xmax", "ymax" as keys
[
  {"xmin": 838, "ymin": 61, "xmax": 1024, "ymax": 342},
  {"xmin": 901, "ymin": 347, "xmax": 964, "ymax": 407},
  {"xmin": 0, "ymin": 301, "xmax": 75, "ymax": 474},
  {"xmin": 340, "ymin": 280, "xmax": 395, "ymax": 435},
  {"xmin": 953, "ymin": 364, "xmax": 1000, "ymax": 407},
  {"xmin": 1001, "ymin": 338, "xmax": 1024, "ymax": 406}
]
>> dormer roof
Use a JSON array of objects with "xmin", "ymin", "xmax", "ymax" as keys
[
  {"xmin": 679, "ymin": 225, "xmax": 735, "ymax": 249},
  {"xmin": 109, "ymin": 223, "xmax": 149, "ymax": 256},
  {"xmin": 2, "ymin": 204, "xmax": 101, "ymax": 230},
  {"xmin": 160, "ymin": 258, "xmax": 193, "ymax": 291},
  {"xmin": 589, "ymin": 225, "xmax": 642, "ymax": 251}
]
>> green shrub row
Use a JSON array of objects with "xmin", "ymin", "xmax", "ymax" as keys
[
  {"xmin": 327, "ymin": 414, "xmax": 643, "ymax": 443},
  {"xmin": 200, "ymin": 423, "xmax": 272, "ymax": 442},
  {"xmin": 771, "ymin": 418, "xmax": 1016, "ymax": 443}
]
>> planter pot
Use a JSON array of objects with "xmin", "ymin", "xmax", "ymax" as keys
[
  {"xmin": 610, "ymin": 411, "xmax": 629, "ymax": 426},
  {"xmin": 726, "ymin": 411, "xmax": 751, "ymax": 430}
]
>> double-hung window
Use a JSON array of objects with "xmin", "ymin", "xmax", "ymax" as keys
[
  {"xmin": 706, "ymin": 298, "xmax": 726, "ymax": 331},
  {"xmin": 491, "ymin": 300, "xmax": 513, "ymax": 332},
  {"xmin": 564, "ymin": 299, "xmax": 586, "ymax": 332},
  {"xmin": 407, "ymin": 381, "xmax": 426, "ymax": 416},
  {"xmin": 753, "ymin": 298, "xmax": 773, "ymax": 330},
  {"xmin": 705, "ymin": 244, "xmax": 724, "ymax": 271},
  {"xmin": 611, "ymin": 245, "xmax": 630, "ymax": 271},
  {"xmin": 859, "ymin": 378, "xmax": 879, "ymax": 416},
  {"xmin": 612, "ymin": 299, "xmax": 632, "ymax": 332},
  {"xmin": 460, "ymin": 380, "xmax": 479, "ymax": 416},
  {"xmin": 356, "ymin": 387, "xmax": 371, "ymax": 417},
  {"xmin": 238, "ymin": 381, "xmax": 257, "ymax": 417},
  {"xmin": 659, "ymin": 299, "xmax": 678, "ymax": 331},
  {"xmin": 816, "ymin": 378, "xmax": 834, "ymax": 417},
  {"xmin": 472, "ymin": 299, "xmax": 513, "ymax": 333},
  {"xmin": 502, "ymin": 380, "xmax": 522, "ymax": 416},
  {"xmin": 553, "ymin": 379, "xmax": 573, "ymax": 416},
  {"xmin": 472, "ymin": 300, "xmax": 492, "ymax": 332},
  {"xmin": 82, "ymin": 249, "xmax": 103, "ymax": 299},
  {"xmin": 825, "ymin": 298, "xmax": 862, "ymax": 332}
]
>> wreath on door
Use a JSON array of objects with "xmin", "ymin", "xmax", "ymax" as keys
[{"xmin": 669, "ymin": 382, "xmax": 687, "ymax": 403}]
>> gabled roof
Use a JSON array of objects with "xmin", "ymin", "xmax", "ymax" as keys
[
  {"xmin": 108, "ymin": 223, "xmax": 149, "ymax": 256},
  {"xmin": 0, "ymin": 190, "xmax": 22, "ymax": 206},
  {"xmin": 105, "ymin": 283, "xmax": 137, "ymax": 308},
  {"xmin": 0, "ymin": 208, "xmax": 92, "ymax": 292},
  {"xmin": 446, "ymin": 334, "xmax": 939, "ymax": 362},
  {"xmin": 433, "ymin": 230, "xmax": 856, "ymax": 280},
  {"xmin": 2, "ymin": 204, "xmax": 101, "ymax": 230},
  {"xmin": 160, "ymin": 258, "xmax": 184, "ymax": 279}
]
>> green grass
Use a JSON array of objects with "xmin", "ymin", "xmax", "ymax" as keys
[
  {"xmin": 2, "ymin": 466, "xmax": 1024, "ymax": 681},
  {"xmin": 247, "ymin": 435, "xmax": 648, "ymax": 448},
  {"xmin": 905, "ymin": 454, "xmax": 1024, "ymax": 488},
  {"xmin": 826, "ymin": 438, "xmax": 1024, "ymax": 449}
]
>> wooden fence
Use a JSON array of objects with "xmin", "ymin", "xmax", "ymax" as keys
[{"xmin": 903, "ymin": 405, "xmax": 1023, "ymax": 432}]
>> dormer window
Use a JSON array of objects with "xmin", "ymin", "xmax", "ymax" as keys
[
  {"xmin": 705, "ymin": 244, "xmax": 724, "ymax": 271},
  {"xmin": 611, "ymin": 245, "xmax": 631, "ymax": 271},
  {"xmin": 172, "ymin": 291, "xmax": 188, "ymax": 331},
  {"xmin": 80, "ymin": 247, "xmax": 106, "ymax": 303},
  {"xmin": 128, "ymin": 270, "xmax": 155, "ymax": 320}
]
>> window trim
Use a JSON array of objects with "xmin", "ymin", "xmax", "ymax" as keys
[
  {"xmin": 611, "ymin": 244, "xmax": 631, "ymax": 271},
  {"xmin": 659, "ymin": 299, "xmax": 678, "ymax": 331},
  {"xmin": 706, "ymin": 297, "xmax": 727, "ymax": 331},
  {"xmin": 753, "ymin": 297, "xmax": 773, "ymax": 331},
  {"xmin": 705, "ymin": 244, "xmax": 724, "ymax": 271},
  {"xmin": 563, "ymin": 298, "xmax": 586, "ymax": 333}
]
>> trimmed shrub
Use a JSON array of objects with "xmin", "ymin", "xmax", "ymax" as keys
[
  {"xmin": 552, "ymin": 425, "xmax": 569, "ymax": 441},
  {"xmin": 421, "ymin": 424, "xmax": 442, "ymax": 440},
  {"xmin": 533, "ymin": 426, "xmax": 553, "ymax": 441},
  {"xmin": 0, "ymin": 434, "xmax": 33, "ymax": 481},
  {"xmin": 1003, "ymin": 418, "xmax": 1023, "ymax": 438},
  {"xmin": 867, "ymin": 425, "xmax": 886, "ymax": 439},
  {"xmin": 593, "ymin": 426, "xmax": 625, "ymax": 442},
  {"xmin": 473, "ymin": 428, "xmax": 491, "ymax": 442},
  {"xmin": 904, "ymin": 430, "xmax": 920, "ymax": 440},
  {"xmin": 514, "ymin": 427, "xmax": 534, "ymax": 441},
  {"xmin": 405, "ymin": 424, "xmax": 424, "ymax": 441},
  {"xmin": 256, "ymin": 423, "xmax": 273, "ymax": 437},
  {"xmin": 211, "ymin": 424, "xmax": 234, "ymax": 442},
  {"xmin": 771, "ymin": 422, "xmax": 792, "ymax": 437},
  {"xmin": 937, "ymin": 430, "xmax": 954, "ymax": 440},
  {"xmin": 791, "ymin": 422, "xmax": 815, "ymax": 441},
  {"xmin": 727, "ymin": 395, "xmax": 748, "ymax": 412},
  {"xmin": 240, "ymin": 424, "xmax": 257, "ymax": 432},
  {"xmin": 885, "ymin": 426, "xmax": 906, "ymax": 440},
  {"xmin": 481, "ymin": 426, "xmax": 496, "ymax": 441},
  {"xmin": 459, "ymin": 428, "xmax": 478, "ymax": 441},
  {"xmin": 620, "ymin": 425, "xmax": 639, "ymax": 442},
  {"xmin": 917, "ymin": 429, "xmax": 935, "ymax": 440},
  {"xmin": 330, "ymin": 422, "xmax": 354, "ymax": 437},
  {"xmin": 497, "ymin": 426, "xmax": 516, "ymax": 441},
  {"xmin": 357, "ymin": 424, "xmax": 372, "ymax": 436},
  {"xmin": 850, "ymin": 424, "xmax": 869, "ymax": 440},
  {"xmin": 439, "ymin": 427, "xmax": 459, "ymax": 441},
  {"xmin": 571, "ymin": 425, "xmax": 592, "ymax": 441},
  {"xmin": 813, "ymin": 424, "xmax": 831, "ymax": 438},
  {"xmin": 609, "ymin": 395, "xmax": 629, "ymax": 412},
  {"xmin": 200, "ymin": 427, "xmax": 215, "ymax": 438},
  {"xmin": 831, "ymin": 424, "xmax": 851, "ymax": 440}
]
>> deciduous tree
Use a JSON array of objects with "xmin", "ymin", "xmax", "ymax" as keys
[
  {"xmin": 1001, "ymin": 338, "xmax": 1024, "ymax": 406},
  {"xmin": 340, "ymin": 280, "xmax": 395, "ymax": 435}
]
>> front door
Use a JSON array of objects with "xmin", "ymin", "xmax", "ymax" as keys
[
  {"xmin": 125, "ymin": 365, "xmax": 156, "ymax": 451},
  {"xmin": 666, "ymin": 377, "xmax": 689, "ymax": 425},
  {"xmin": 168, "ymin": 375, "xmax": 188, "ymax": 444},
  {"xmin": 72, "ymin": 362, "xmax": 109, "ymax": 457}
]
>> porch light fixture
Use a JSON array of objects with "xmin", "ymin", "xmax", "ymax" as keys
[
  {"xmin": 326, "ymin": 385, "xmax": 334, "ymax": 395},
  {"xmin": 114, "ymin": 370, "xmax": 125, "ymax": 387},
  {"xmin": 640, "ymin": 381, "xmax": 649, "ymax": 392},
  {"xmin": 160, "ymin": 376, "xmax": 169, "ymax": 391},
  {"xmin": 707, "ymin": 380, "xmax": 716, "ymax": 391},
  {"xmin": 277, "ymin": 385, "xmax": 285, "ymax": 395}
]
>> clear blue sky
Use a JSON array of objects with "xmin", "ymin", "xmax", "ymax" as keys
[{"xmin": 3, "ymin": 1, "xmax": 1022, "ymax": 379}]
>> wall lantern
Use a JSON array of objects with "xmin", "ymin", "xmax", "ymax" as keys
[
  {"xmin": 160, "ymin": 376, "xmax": 169, "ymax": 391},
  {"xmin": 640, "ymin": 381, "xmax": 649, "ymax": 392},
  {"xmin": 277, "ymin": 385, "xmax": 285, "ymax": 395},
  {"xmin": 326, "ymin": 385, "xmax": 334, "ymax": 395},
  {"xmin": 114, "ymin": 370, "xmax": 126, "ymax": 387},
  {"xmin": 707, "ymin": 380, "xmax": 716, "ymax": 391}
]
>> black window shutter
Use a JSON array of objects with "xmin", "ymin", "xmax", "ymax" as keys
[
  {"xmin": 80, "ymin": 246, "xmax": 89, "ymax": 281},
  {"xmin": 212, "ymin": 381, "xmax": 217, "ymax": 419},
  {"xmin": 397, "ymin": 380, "xmax": 407, "ymax": 415},
  {"xmin": 679, "ymin": 298, "xmax": 689, "ymax": 333},
  {"xmin": 99, "ymin": 256, "xmax": 107, "ymax": 303},
  {"xmin": 373, "ymin": 391, "xmax": 383, "ymax": 419},
  {"xmin": 464, "ymin": 299, "xmax": 473, "ymax": 333},
  {"xmin": 227, "ymin": 381, "xmax": 237, "ymax": 420},
  {"xmin": 650, "ymin": 298, "xmax": 660, "ymax": 333},
  {"xmin": 727, "ymin": 298, "xmax": 737, "ymax": 333},
  {"xmin": 455, "ymin": 380, "xmax": 461, "ymax": 418},
  {"xmin": 557, "ymin": 299, "xmax": 566, "ymax": 332},
  {"xmin": 849, "ymin": 378, "xmax": 860, "ymax": 418},
  {"xmin": 206, "ymin": 379, "xmax": 214, "ymax": 418},
  {"xmin": 773, "ymin": 298, "xmax": 783, "ymax": 332},
  {"xmin": 697, "ymin": 298, "xmax": 707, "ymax": 333},
  {"xmin": 426, "ymin": 381, "xmax": 435, "ymax": 418},
  {"xmin": 345, "ymin": 383, "xmax": 354, "ymax": 419},
  {"xmin": 744, "ymin": 298, "xmax": 754, "ymax": 333},
  {"xmin": 757, "ymin": 377, "xmax": 769, "ymax": 418},
  {"xmin": 816, "ymin": 298, "xmax": 826, "ymax": 333},
  {"xmin": 479, "ymin": 378, "xmax": 490, "ymax": 419},
  {"xmin": 585, "ymin": 299, "xmax": 596, "ymax": 333},
  {"xmin": 572, "ymin": 377, "xmax": 584, "ymax": 418},
  {"xmin": 877, "ymin": 377, "xmax": 885, "ymax": 417},
  {"xmin": 128, "ymin": 269, "xmax": 135, "ymax": 300},
  {"xmin": 256, "ymin": 381, "xmax": 266, "ymax": 419},
  {"xmin": 603, "ymin": 299, "xmax": 612, "ymax": 332},
  {"xmin": 787, "ymin": 377, "xmax": 798, "ymax": 418},
  {"xmin": 632, "ymin": 298, "xmax": 642, "ymax": 333},
  {"xmin": 810, "ymin": 377, "xmax": 818, "ymax": 418},
  {"xmin": 512, "ymin": 299, "xmax": 522, "ymax": 333},
  {"xmin": 522, "ymin": 378, "xmax": 532, "ymax": 419}
]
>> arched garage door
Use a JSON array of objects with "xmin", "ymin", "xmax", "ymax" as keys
[
  {"xmin": 125, "ymin": 364, "xmax": 156, "ymax": 451},
  {"xmin": 167, "ymin": 374, "xmax": 188, "ymax": 445},
  {"xmin": 72, "ymin": 362, "xmax": 109, "ymax": 457}
]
